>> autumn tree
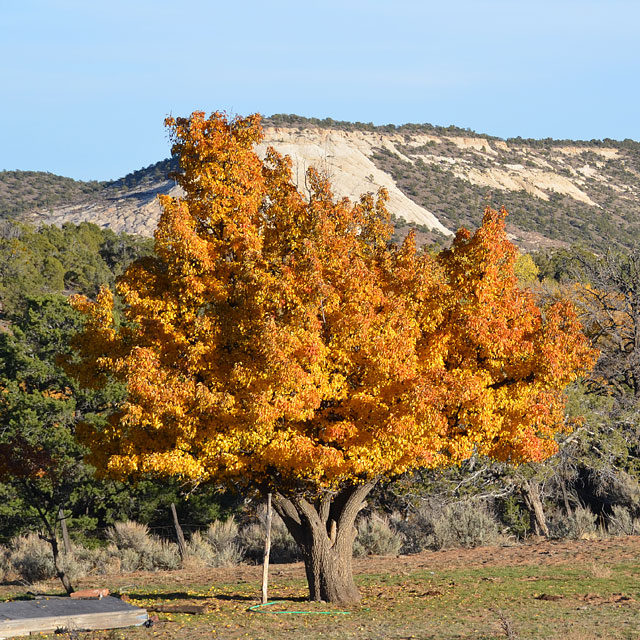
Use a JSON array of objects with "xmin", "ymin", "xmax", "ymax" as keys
[{"xmin": 68, "ymin": 112, "xmax": 596, "ymax": 604}]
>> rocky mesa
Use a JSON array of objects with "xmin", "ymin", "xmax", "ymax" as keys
[{"xmin": 6, "ymin": 115, "xmax": 640, "ymax": 252}]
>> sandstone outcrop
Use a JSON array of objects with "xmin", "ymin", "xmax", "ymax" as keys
[{"xmin": 20, "ymin": 121, "xmax": 639, "ymax": 252}]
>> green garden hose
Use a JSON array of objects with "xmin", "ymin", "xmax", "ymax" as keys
[{"xmin": 248, "ymin": 600, "xmax": 352, "ymax": 615}]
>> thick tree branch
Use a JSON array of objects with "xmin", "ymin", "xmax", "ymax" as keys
[
  {"xmin": 331, "ymin": 480, "xmax": 377, "ymax": 539},
  {"xmin": 272, "ymin": 493, "xmax": 304, "ymax": 546}
]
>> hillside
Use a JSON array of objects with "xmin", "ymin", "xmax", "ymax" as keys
[
  {"xmin": 0, "ymin": 170, "xmax": 105, "ymax": 216},
  {"xmin": 4, "ymin": 116, "xmax": 640, "ymax": 251}
]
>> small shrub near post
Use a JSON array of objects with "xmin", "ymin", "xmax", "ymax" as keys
[
  {"xmin": 106, "ymin": 521, "xmax": 152, "ymax": 551},
  {"xmin": 106, "ymin": 521, "xmax": 180, "ymax": 571},
  {"xmin": 0, "ymin": 545, "xmax": 10, "ymax": 582},
  {"xmin": 8, "ymin": 534, "xmax": 56, "ymax": 583},
  {"xmin": 186, "ymin": 518, "xmax": 243, "ymax": 568},
  {"xmin": 240, "ymin": 511, "xmax": 301, "ymax": 563},
  {"xmin": 203, "ymin": 517, "xmax": 241, "ymax": 553}
]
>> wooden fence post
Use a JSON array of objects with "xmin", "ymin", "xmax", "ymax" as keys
[
  {"xmin": 261, "ymin": 493, "xmax": 272, "ymax": 605},
  {"xmin": 58, "ymin": 508, "xmax": 72, "ymax": 555},
  {"xmin": 170, "ymin": 503, "xmax": 188, "ymax": 560}
]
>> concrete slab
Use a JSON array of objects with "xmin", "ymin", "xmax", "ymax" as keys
[{"xmin": 0, "ymin": 595, "xmax": 148, "ymax": 638}]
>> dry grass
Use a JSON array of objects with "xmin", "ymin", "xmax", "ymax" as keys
[
  {"xmin": 560, "ymin": 631, "xmax": 607, "ymax": 640},
  {"xmin": 588, "ymin": 560, "xmax": 612, "ymax": 579},
  {"xmin": 495, "ymin": 608, "xmax": 520, "ymax": 639}
]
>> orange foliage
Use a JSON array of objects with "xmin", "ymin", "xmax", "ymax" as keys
[{"xmin": 69, "ymin": 112, "xmax": 597, "ymax": 492}]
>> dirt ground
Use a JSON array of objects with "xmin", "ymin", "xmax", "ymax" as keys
[
  {"xmin": 2, "ymin": 536, "xmax": 639, "ymax": 639},
  {"xmin": 60, "ymin": 535, "xmax": 638, "ymax": 592}
]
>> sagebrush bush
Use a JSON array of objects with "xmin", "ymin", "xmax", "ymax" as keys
[
  {"xmin": 4, "ymin": 536, "xmax": 100, "ymax": 583},
  {"xmin": 187, "ymin": 533, "xmax": 242, "ymax": 568},
  {"xmin": 546, "ymin": 506, "xmax": 570, "ymax": 539},
  {"xmin": 203, "ymin": 517, "xmax": 240, "ymax": 553},
  {"xmin": 86, "ymin": 546, "xmax": 122, "ymax": 575},
  {"xmin": 187, "ymin": 518, "xmax": 243, "ymax": 568},
  {"xmin": 240, "ymin": 511, "xmax": 301, "ymax": 563},
  {"xmin": 116, "ymin": 546, "xmax": 143, "ymax": 573},
  {"xmin": 388, "ymin": 507, "xmax": 435, "ymax": 554},
  {"xmin": 59, "ymin": 549, "xmax": 92, "ymax": 582},
  {"xmin": 0, "ymin": 545, "xmax": 11, "ymax": 582},
  {"xmin": 106, "ymin": 521, "xmax": 180, "ymax": 571},
  {"xmin": 9, "ymin": 533, "xmax": 56, "ymax": 583},
  {"xmin": 572, "ymin": 506, "xmax": 599, "ymax": 539},
  {"xmin": 106, "ymin": 521, "xmax": 153, "ymax": 551},
  {"xmin": 608, "ymin": 505, "xmax": 638, "ymax": 536},
  {"xmin": 432, "ymin": 501, "xmax": 500, "ymax": 549},
  {"xmin": 550, "ymin": 506, "xmax": 598, "ymax": 540},
  {"xmin": 353, "ymin": 514, "xmax": 404, "ymax": 557}
]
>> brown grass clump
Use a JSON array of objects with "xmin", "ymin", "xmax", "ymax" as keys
[{"xmin": 588, "ymin": 560, "xmax": 612, "ymax": 578}]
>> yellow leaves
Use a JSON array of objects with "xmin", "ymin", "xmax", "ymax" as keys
[
  {"xmin": 68, "ymin": 114, "xmax": 596, "ymax": 493},
  {"xmin": 105, "ymin": 451, "xmax": 206, "ymax": 480},
  {"xmin": 258, "ymin": 429, "xmax": 348, "ymax": 486},
  {"xmin": 42, "ymin": 387, "xmax": 72, "ymax": 400},
  {"xmin": 514, "ymin": 252, "xmax": 540, "ymax": 285}
]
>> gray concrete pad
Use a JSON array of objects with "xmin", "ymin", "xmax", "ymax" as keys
[{"xmin": 0, "ymin": 595, "xmax": 148, "ymax": 638}]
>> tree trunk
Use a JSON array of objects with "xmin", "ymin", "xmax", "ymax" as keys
[
  {"xmin": 521, "ymin": 479, "xmax": 550, "ymax": 538},
  {"xmin": 300, "ymin": 526, "xmax": 360, "ymax": 604},
  {"xmin": 19, "ymin": 481, "xmax": 74, "ymax": 595},
  {"xmin": 560, "ymin": 481, "xmax": 573, "ymax": 517},
  {"xmin": 273, "ymin": 481, "xmax": 376, "ymax": 604},
  {"xmin": 49, "ymin": 534, "xmax": 75, "ymax": 596}
]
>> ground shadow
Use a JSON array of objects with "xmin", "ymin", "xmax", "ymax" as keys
[
  {"xmin": 215, "ymin": 594, "xmax": 308, "ymax": 603},
  {"xmin": 126, "ymin": 591, "xmax": 211, "ymax": 601},
  {"xmin": 127, "ymin": 591, "xmax": 308, "ymax": 603}
]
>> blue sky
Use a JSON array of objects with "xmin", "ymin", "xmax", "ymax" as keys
[{"xmin": 2, "ymin": 0, "xmax": 639, "ymax": 181}]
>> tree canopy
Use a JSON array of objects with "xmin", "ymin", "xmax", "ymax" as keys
[{"xmin": 69, "ymin": 111, "xmax": 596, "ymax": 603}]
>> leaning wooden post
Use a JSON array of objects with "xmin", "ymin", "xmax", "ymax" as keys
[
  {"xmin": 58, "ymin": 507, "xmax": 72, "ymax": 555},
  {"xmin": 170, "ymin": 502, "xmax": 188, "ymax": 561},
  {"xmin": 261, "ymin": 493, "xmax": 273, "ymax": 605}
]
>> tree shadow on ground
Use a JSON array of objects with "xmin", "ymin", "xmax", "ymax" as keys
[
  {"xmin": 127, "ymin": 591, "xmax": 211, "ymax": 601},
  {"xmin": 127, "ymin": 591, "xmax": 308, "ymax": 603},
  {"xmin": 215, "ymin": 594, "xmax": 308, "ymax": 603}
]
